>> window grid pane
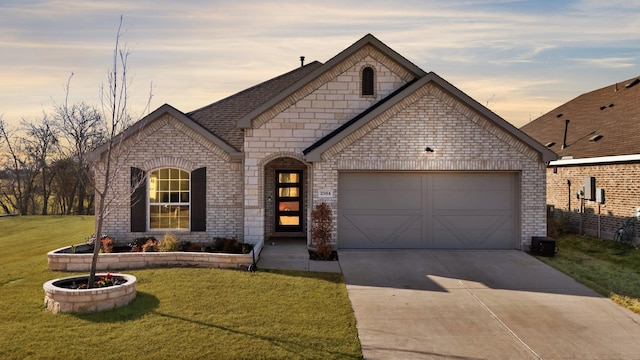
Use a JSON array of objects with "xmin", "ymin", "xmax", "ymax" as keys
[{"xmin": 149, "ymin": 168, "xmax": 190, "ymax": 230}]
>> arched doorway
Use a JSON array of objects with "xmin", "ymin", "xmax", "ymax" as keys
[{"xmin": 264, "ymin": 157, "xmax": 308, "ymax": 238}]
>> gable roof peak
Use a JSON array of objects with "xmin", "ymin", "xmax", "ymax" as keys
[{"xmin": 237, "ymin": 34, "xmax": 427, "ymax": 129}]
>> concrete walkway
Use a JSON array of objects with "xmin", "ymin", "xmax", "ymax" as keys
[
  {"xmin": 340, "ymin": 250, "xmax": 640, "ymax": 360},
  {"xmin": 257, "ymin": 238, "xmax": 341, "ymax": 273}
]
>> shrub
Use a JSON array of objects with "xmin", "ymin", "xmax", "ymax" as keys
[
  {"xmin": 129, "ymin": 237, "xmax": 156, "ymax": 252},
  {"xmin": 178, "ymin": 240, "xmax": 192, "ymax": 251},
  {"xmin": 548, "ymin": 210, "xmax": 571, "ymax": 239},
  {"xmin": 100, "ymin": 236, "xmax": 113, "ymax": 253},
  {"xmin": 159, "ymin": 233, "xmax": 180, "ymax": 252},
  {"xmin": 212, "ymin": 237, "xmax": 241, "ymax": 253},
  {"xmin": 311, "ymin": 202, "xmax": 333, "ymax": 260},
  {"xmin": 142, "ymin": 239, "xmax": 158, "ymax": 252}
]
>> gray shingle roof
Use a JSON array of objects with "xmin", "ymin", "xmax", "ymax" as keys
[
  {"xmin": 187, "ymin": 61, "xmax": 323, "ymax": 151},
  {"xmin": 521, "ymin": 76, "xmax": 640, "ymax": 159}
]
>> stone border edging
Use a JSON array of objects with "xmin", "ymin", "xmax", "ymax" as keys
[
  {"xmin": 43, "ymin": 273, "xmax": 137, "ymax": 314},
  {"xmin": 47, "ymin": 241, "xmax": 263, "ymax": 272}
]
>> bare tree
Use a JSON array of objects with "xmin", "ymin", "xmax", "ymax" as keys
[
  {"xmin": 0, "ymin": 117, "xmax": 36, "ymax": 214},
  {"xmin": 87, "ymin": 16, "xmax": 152, "ymax": 287},
  {"xmin": 20, "ymin": 115, "xmax": 59, "ymax": 215},
  {"xmin": 50, "ymin": 157, "xmax": 78, "ymax": 214},
  {"xmin": 53, "ymin": 77, "xmax": 105, "ymax": 215}
]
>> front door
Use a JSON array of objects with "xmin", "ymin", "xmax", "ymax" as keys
[{"xmin": 275, "ymin": 170, "xmax": 303, "ymax": 232}]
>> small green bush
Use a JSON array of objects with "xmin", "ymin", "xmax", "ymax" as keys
[{"xmin": 159, "ymin": 232, "xmax": 180, "ymax": 252}]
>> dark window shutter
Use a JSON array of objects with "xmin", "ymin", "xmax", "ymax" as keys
[
  {"xmin": 191, "ymin": 167, "xmax": 206, "ymax": 231},
  {"xmin": 130, "ymin": 167, "xmax": 147, "ymax": 232},
  {"xmin": 362, "ymin": 67, "xmax": 374, "ymax": 95}
]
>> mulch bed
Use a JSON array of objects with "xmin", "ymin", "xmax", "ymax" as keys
[{"xmin": 308, "ymin": 250, "xmax": 339, "ymax": 261}]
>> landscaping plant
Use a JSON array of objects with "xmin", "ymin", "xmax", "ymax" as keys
[
  {"xmin": 311, "ymin": 202, "xmax": 333, "ymax": 260},
  {"xmin": 0, "ymin": 216, "xmax": 362, "ymax": 359},
  {"xmin": 158, "ymin": 232, "xmax": 180, "ymax": 252}
]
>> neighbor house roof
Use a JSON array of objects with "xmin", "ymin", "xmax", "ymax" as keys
[
  {"xmin": 521, "ymin": 76, "xmax": 640, "ymax": 161},
  {"xmin": 187, "ymin": 61, "xmax": 323, "ymax": 151}
]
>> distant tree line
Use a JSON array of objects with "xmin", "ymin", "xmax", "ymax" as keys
[{"xmin": 0, "ymin": 98, "xmax": 105, "ymax": 215}]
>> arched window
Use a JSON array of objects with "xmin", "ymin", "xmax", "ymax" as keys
[
  {"xmin": 148, "ymin": 168, "xmax": 190, "ymax": 230},
  {"xmin": 362, "ymin": 66, "xmax": 375, "ymax": 96}
]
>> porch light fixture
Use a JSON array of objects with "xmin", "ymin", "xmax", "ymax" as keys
[{"xmin": 425, "ymin": 147, "xmax": 434, "ymax": 153}]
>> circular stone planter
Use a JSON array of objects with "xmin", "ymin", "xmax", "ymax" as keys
[{"xmin": 43, "ymin": 273, "xmax": 136, "ymax": 314}]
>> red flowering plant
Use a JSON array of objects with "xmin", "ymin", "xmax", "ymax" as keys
[{"xmin": 75, "ymin": 273, "xmax": 121, "ymax": 289}]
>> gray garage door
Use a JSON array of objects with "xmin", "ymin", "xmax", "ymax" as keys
[{"xmin": 338, "ymin": 172, "xmax": 519, "ymax": 249}]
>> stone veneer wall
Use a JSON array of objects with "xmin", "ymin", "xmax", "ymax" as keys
[
  {"xmin": 243, "ymin": 46, "xmax": 415, "ymax": 243},
  {"xmin": 94, "ymin": 114, "xmax": 244, "ymax": 244},
  {"xmin": 312, "ymin": 83, "xmax": 547, "ymax": 249},
  {"xmin": 547, "ymin": 163, "xmax": 640, "ymax": 240}
]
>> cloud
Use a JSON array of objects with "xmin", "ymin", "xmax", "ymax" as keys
[
  {"xmin": 572, "ymin": 57, "xmax": 637, "ymax": 69},
  {"xmin": 1, "ymin": 0, "xmax": 639, "ymax": 128}
]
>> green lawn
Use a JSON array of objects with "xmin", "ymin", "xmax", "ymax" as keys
[
  {"xmin": 0, "ymin": 216, "xmax": 362, "ymax": 360},
  {"xmin": 536, "ymin": 234, "xmax": 640, "ymax": 314}
]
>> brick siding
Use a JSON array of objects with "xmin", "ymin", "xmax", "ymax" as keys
[
  {"xmin": 243, "ymin": 50, "xmax": 413, "ymax": 243},
  {"xmin": 547, "ymin": 163, "xmax": 640, "ymax": 240},
  {"xmin": 94, "ymin": 114, "xmax": 243, "ymax": 245},
  {"xmin": 313, "ymin": 83, "xmax": 547, "ymax": 249},
  {"xmin": 243, "ymin": 53, "xmax": 547, "ymax": 248}
]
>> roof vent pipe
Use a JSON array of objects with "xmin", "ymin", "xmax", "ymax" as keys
[
  {"xmin": 300, "ymin": 56, "xmax": 305, "ymax": 67},
  {"xmin": 562, "ymin": 119, "xmax": 570, "ymax": 149}
]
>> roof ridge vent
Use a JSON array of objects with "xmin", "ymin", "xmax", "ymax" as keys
[{"xmin": 626, "ymin": 78, "xmax": 639, "ymax": 88}]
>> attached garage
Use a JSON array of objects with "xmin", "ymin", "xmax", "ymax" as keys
[{"xmin": 338, "ymin": 172, "xmax": 520, "ymax": 249}]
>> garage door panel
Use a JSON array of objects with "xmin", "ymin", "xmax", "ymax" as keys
[
  {"xmin": 433, "ymin": 191, "xmax": 512, "ymax": 210},
  {"xmin": 342, "ymin": 191, "xmax": 422, "ymax": 210},
  {"xmin": 432, "ymin": 173, "xmax": 512, "ymax": 190},
  {"xmin": 341, "ymin": 211, "xmax": 422, "ymax": 248},
  {"xmin": 432, "ymin": 213, "xmax": 513, "ymax": 249},
  {"xmin": 340, "ymin": 173, "xmax": 421, "ymax": 190},
  {"xmin": 433, "ymin": 213, "xmax": 512, "ymax": 229},
  {"xmin": 339, "ymin": 172, "xmax": 518, "ymax": 249}
]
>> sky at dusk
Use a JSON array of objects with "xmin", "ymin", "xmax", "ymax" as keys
[{"xmin": 1, "ymin": 0, "xmax": 639, "ymax": 129}]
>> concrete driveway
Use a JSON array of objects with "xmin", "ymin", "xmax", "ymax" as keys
[{"xmin": 339, "ymin": 250, "xmax": 640, "ymax": 360}]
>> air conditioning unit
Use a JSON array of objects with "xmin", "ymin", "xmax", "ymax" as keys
[{"xmin": 530, "ymin": 236, "xmax": 556, "ymax": 257}]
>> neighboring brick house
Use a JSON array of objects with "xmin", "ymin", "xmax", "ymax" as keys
[
  {"xmin": 92, "ymin": 34, "xmax": 555, "ymax": 251},
  {"xmin": 521, "ymin": 76, "xmax": 640, "ymax": 241}
]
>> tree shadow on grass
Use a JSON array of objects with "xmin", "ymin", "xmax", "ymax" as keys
[
  {"xmin": 153, "ymin": 311, "xmax": 361, "ymax": 359},
  {"xmin": 72, "ymin": 291, "xmax": 159, "ymax": 322},
  {"xmin": 259, "ymin": 268, "xmax": 344, "ymax": 283}
]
